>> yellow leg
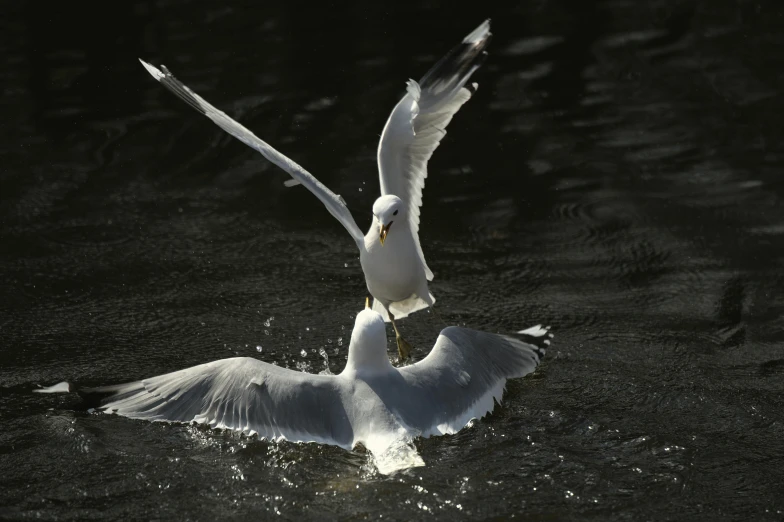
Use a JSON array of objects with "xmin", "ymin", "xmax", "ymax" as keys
[{"xmin": 388, "ymin": 311, "xmax": 413, "ymax": 361}]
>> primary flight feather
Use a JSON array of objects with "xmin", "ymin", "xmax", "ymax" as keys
[
  {"xmin": 87, "ymin": 301, "xmax": 550, "ymax": 474},
  {"xmin": 139, "ymin": 20, "xmax": 492, "ymax": 359}
]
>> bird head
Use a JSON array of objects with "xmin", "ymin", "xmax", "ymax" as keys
[
  {"xmin": 344, "ymin": 298, "xmax": 389, "ymax": 373},
  {"xmin": 372, "ymin": 195, "xmax": 404, "ymax": 246},
  {"xmin": 353, "ymin": 297, "xmax": 385, "ymax": 342}
]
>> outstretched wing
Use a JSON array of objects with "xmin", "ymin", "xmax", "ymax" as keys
[
  {"xmin": 139, "ymin": 60, "xmax": 364, "ymax": 245},
  {"xmin": 377, "ymin": 20, "xmax": 492, "ymax": 280},
  {"xmin": 92, "ymin": 357, "xmax": 354, "ymax": 448},
  {"xmin": 393, "ymin": 324, "xmax": 550, "ymax": 437}
]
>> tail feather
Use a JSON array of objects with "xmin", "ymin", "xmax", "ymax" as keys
[{"xmin": 372, "ymin": 292, "xmax": 436, "ymax": 322}]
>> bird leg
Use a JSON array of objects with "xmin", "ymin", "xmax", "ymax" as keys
[{"xmin": 388, "ymin": 311, "xmax": 413, "ymax": 361}]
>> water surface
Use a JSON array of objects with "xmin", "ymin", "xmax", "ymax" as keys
[{"xmin": 2, "ymin": 0, "xmax": 784, "ymax": 519}]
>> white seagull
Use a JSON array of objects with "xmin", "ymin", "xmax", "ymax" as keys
[
  {"xmin": 84, "ymin": 299, "xmax": 551, "ymax": 474},
  {"xmin": 138, "ymin": 20, "xmax": 493, "ymax": 360}
]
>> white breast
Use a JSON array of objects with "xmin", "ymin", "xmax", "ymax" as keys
[{"xmin": 361, "ymin": 223, "xmax": 423, "ymax": 303}]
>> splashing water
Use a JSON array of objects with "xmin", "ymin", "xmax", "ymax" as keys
[{"xmin": 318, "ymin": 347, "xmax": 332, "ymax": 375}]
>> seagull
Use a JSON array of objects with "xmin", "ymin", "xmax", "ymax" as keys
[
  {"xmin": 138, "ymin": 20, "xmax": 493, "ymax": 360},
  {"xmin": 80, "ymin": 298, "xmax": 551, "ymax": 474}
]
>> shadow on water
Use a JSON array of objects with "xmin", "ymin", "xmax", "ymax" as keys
[{"xmin": 2, "ymin": 0, "xmax": 784, "ymax": 519}]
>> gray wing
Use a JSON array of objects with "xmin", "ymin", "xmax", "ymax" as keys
[
  {"xmin": 377, "ymin": 20, "xmax": 492, "ymax": 281},
  {"xmin": 139, "ymin": 60, "xmax": 364, "ymax": 245},
  {"xmin": 94, "ymin": 357, "xmax": 354, "ymax": 448},
  {"xmin": 394, "ymin": 324, "xmax": 550, "ymax": 437}
]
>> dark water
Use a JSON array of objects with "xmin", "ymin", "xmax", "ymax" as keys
[{"xmin": 2, "ymin": 0, "xmax": 784, "ymax": 519}]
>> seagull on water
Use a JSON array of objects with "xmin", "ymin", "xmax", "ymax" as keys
[
  {"xmin": 76, "ymin": 299, "xmax": 551, "ymax": 474},
  {"xmin": 138, "ymin": 20, "xmax": 493, "ymax": 360}
]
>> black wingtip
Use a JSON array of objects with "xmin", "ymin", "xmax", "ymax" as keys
[
  {"xmin": 418, "ymin": 21, "xmax": 492, "ymax": 95},
  {"xmin": 463, "ymin": 19, "xmax": 492, "ymax": 45},
  {"xmin": 140, "ymin": 61, "xmax": 210, "ymax": 117},
  {"xmin": 513, "ymin": 325, "xmax": 554, "ymax": 361}
]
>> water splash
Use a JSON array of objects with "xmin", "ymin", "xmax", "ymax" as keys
[
  {"xmin": 371, "ymin": 437, "xmax": 425, "ymax": 475},
  {"xmin": 318, "ymin": 347, "xmax": 332, "ymax": 375}
]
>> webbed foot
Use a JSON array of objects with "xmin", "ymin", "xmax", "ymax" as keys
[{"xmin": 396, "ymin": 334, "xmax": 413, "ymax": 361}]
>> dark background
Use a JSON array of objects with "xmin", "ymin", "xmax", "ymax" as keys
[{"xmin": 2, "ymin": 0, "xmax": 784, "ymax": 519}]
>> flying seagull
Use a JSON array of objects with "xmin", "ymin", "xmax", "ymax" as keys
[
  {"xmin": 78, "ymin": 299, "xmax": 550, "ymax": 474},
  {"xmin": 138, "ymin": 20, "xmax": 492, "ymax": 360}
]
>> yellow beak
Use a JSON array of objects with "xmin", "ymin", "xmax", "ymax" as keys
[
  {"xmin": 379, "ymin": 222, "xmax": 392, "ymax": 246},
  {"xmin": 365, "ymin": 296, "xmax": 370, "ymax": 309}
]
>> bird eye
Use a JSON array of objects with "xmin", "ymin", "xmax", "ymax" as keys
[{"xmin": 393, "ymin": 210, "xmax": 398, "ymax": 216}]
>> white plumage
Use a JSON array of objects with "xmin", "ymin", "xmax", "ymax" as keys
[
  {"xmin": 89, "ymin": 305, "xmax": 550, "ymax": 474},
  {"xmin": 138, "ymin": 20, "xmax": 492, "ymax": 358}
]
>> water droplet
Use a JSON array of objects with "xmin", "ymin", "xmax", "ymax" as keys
[
  {"xmin": 358, "ymin": 187, "xmax": 363, "ymax": 192},
  {"xmin": 264, "ymin": 330, "xmax": 270, "ymax": 335},
  {"xmin": 256, "ymin": 345, "xmax": 263, "ymax": 353},
  {"xmin": 300, "ymin": 349, "xmax": 307, "ymax": 357}
]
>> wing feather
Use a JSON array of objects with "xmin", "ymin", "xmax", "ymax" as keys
[
  {"xmin": 377, "ymin": 20, "xmax": 492, "ymax": 280},
  {"xmin": 139, "ymin": 60, "xmax": 364, "ymax": 245},
  {"xmin": 94, "ymin": 357, "xmax": 354, "ymax": 448},
  {"xmin": 393, "ymin": 325, "xmax": 550, "ymax": 437}
]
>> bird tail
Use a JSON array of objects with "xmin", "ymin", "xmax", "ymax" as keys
[{"xmin": 372, "ymin": 292, "xmax": 436, "ymax": 322}]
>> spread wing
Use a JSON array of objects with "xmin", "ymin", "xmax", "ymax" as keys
[
  {"xmin": 393, "ymin": 324, "xmax": 550, "ymax": 437},
  {"xmin": 377, "ymin": 20, "xmax": 492, "ymax": 280},
  {"xmin": 139, "ymin": 60, "xmax": 364, "ymax": 245},
  {"xmin": 92, "ymin": 357, "xmax": 354, "ymax": 448}
]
